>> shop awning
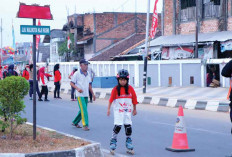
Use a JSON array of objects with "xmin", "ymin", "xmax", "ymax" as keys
[{"xmin": 141, "ymin": 31, "xmax": 232, "ymax": 47}]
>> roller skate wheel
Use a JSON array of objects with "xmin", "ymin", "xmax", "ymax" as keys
[{"xmin": 126, "ymin": 149, "xmax": 134, "ymax": 155}]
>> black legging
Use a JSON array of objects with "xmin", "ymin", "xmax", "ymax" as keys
[
  {"xmin": 71, "ymin": 86, "xmax": 76, "ymax": 99},
  {"xmin": 230, "ymin": 102, "xmax": 232, "ymax": 123},
  {"xmin": 29, "ymin": 80, "xmax": 41, "ymax": 97},
  {"xmin": 54, "ymin": 82, "xmax": 60, "ymax": 98},
  {"xmin": 89, "ymin": 90, "xmax": 92, "ymax": 102},
  {"xmin": 40, "ymin": 86, "xmax": 48, "ymax": 100}
]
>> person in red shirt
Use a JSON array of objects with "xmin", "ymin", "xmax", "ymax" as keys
[
  {"xmin": 54, "ymin": 64, "xmax": 62, "ymax": 99},
  {"xmin": 22, "ymin": 64, "xmax": 30, "ymax": 80},
  {"xmin": 0, "ymin": 66, "xmax": 3, "ymax": 80},
  {"xmin": 2, "ymin": 65, "xmax": 8, "ymax": 79},
  {"xmin": 107, "ymin": 69, "xmax": 138, "ymax": 155}
]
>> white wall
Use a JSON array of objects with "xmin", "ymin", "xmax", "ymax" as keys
[{"xmin": 37, "ymin": 59, "xmax": 232, "ymax": 88}]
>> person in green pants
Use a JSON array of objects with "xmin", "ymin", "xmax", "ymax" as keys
[{"xmin": 70, "ymin": 59, "xmax": 96, "ymax": 131}]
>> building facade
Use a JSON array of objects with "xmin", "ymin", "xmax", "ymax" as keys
[
  {"xmin": 66, "ymin": 12, "xmax": 161, "ymax": 61},
  {"xmin": 154, "ymin": 0, "xmax": 232, "ymax": 60},
  {"xmin": 43, "ymin": 29, "xmax": 66, "ymax": 62}
]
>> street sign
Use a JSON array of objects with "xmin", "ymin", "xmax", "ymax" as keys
[{"xmin": 20, "ymin": 25, "xmax": 50, "ymax": 35}]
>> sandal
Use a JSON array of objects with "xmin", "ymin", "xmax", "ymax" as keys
[
  {"xmin": 72, "ymin": 123, "xmax": 82, "ymax": 128},
  {"xmin": 83, "ymin": 126, "xmax": 90, "ymax": 131}
]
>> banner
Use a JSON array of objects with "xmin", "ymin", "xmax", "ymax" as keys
[
  {"xmin": 150, "ymin": 0, "xmax": 159, "ymax": 39},
  {"xmin": 162, "ymin": 47, "xmax": 194, "ymax": 59},
  {"xmin": 36, "ymin": 20, "xmax": 41, "ymax": 49}
]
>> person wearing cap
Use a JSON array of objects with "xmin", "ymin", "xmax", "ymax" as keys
[
  {"xmin": 70, "ymin": 59, "xmax": 96, "ymax": 131},
  {"xmin": 69, "ymin": 66, "xmax": 78, "ymax": 101}
]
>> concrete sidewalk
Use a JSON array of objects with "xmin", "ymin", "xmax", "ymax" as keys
[{"xmin": 47, "ymin": 82, "xmax": 231, "ymax": 112}]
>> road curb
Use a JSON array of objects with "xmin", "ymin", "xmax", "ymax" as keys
[
  {"xmin": 95, "ymin": 91, "xmax": 230, "ymax": 113},
  {"xmin": 46, "ymin": 83, "xmax": 230, "ymax": 113},
  {"xmin": 0, "ymin": 123, "xmax": 104, "ymax": 157}
]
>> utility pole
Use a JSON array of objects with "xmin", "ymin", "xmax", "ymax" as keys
[
  {"xmin": 143, "ymin": 0, "xmax": 150, "ymax": 93},
  {"xmin": 195, "ymin": 0, "xmax": 199, "ymax": 58},
  {"xmin": 32, "ymin": 18, "xmax": 37, "ymax": 140}
]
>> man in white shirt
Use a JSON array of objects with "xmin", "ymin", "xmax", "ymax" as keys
[{"xmin": 70, "ymin": 59, "xmax": 96, "ymax": 131}]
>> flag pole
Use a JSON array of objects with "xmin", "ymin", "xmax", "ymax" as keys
[{"xmin": 143, "ymin": 0, "xmax": 150, "ymax": 94}]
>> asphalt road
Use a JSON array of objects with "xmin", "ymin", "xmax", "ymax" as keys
[{"xmin": 23, "ymin": 93, "xmax": 232, "ymax": 157}]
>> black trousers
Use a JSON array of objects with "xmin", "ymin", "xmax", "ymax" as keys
[
  {"xmin": 230, "ymin": 102, "xmax": 232, "ymax": 123},
  {"xmin": 89, "ymin": 90, "xmax": 92, "ymax": 101},
  {"xmin": 71, "ymin": 86, "xmax": 76, "ymax": 99},
  {"xmin": 54, "ymin": 82, "xmax": 60, "ymax": 98},
  {"xmin": 29, "ymin": 80, "xmax": 41, "ymax": 97},
  {"xmin": 40, "ymin": 86, "xmax": 48, "ymax": 100}
]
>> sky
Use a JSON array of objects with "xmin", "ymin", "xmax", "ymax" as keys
[{"xmin": 0, "ymin": 0, "xmax": 163, "ymax": 47}]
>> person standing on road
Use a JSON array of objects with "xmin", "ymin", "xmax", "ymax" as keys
[
  {"xmin": 28, "ymin": 64, "xmax": 41, "ymax": 100},
  {"xmin": 38, "ymin": 67, "xmax": 52, "ymax": 101},
  {"xmin": 70, "ymin": 59, "xmax": 96, "ymax": 131},
  {"xmin": 222, "ymin": 60, "xmax": 232, "ymax": 134},
  {"xmin": 2, "ymin": 65, "xmax": 8, "ymax": 79},
  {"xmin": 54, "ymin": 64, "xmax": 62, "ymax": 99},
  {"xmin": 3, "ymin": 64, "xmax": 18, "ymax": 78},
  {"xmin": 0, "ymin": 66, "xmax": 3, "ymax": 80},
  {"xmin": 14, "ymin": 65, "xmax": 20, "ymax": 76},
  {"xmin": 22, "ymin": 64, "xmax": 30, "ymax": 80},
  {"xmin": 69, "ymin": 66, "xmax": 78, "ymax": 101},
  {"xmin": 87, "ymin": 64, "xmax": 95, "ymax": 103},
  {"xmin": 107, "ymin": 69, "xmax": 138, "ymax": 155}
]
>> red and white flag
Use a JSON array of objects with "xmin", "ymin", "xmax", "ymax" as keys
[
  {"xmin": 150, "ymin": 0, "xmax": 159, "ymax": 39},
  {"xmin": 36, "ymin": 20, "xmax": 41, "ymax": 49},
  {"xmin": 67, "ymin": 36, "xmax": 72, "ymax": 50}
]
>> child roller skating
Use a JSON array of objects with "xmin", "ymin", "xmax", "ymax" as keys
[{"xmin": 107, "ymin": 69, "xmax": 138, "ymax": 155}]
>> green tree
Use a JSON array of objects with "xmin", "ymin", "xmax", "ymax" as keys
[
  {"xmin": 0, "ymin": 76, "xmax": 29, "ymax": 139},
  {"xmin": 58, "ymin": 33, "xmax": 75, "ymax": 57}
]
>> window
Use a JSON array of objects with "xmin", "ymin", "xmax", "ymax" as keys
[
  {"xmin": 203, "ymin": 0, "xmax": 221, "ymax": 18},
  {"xmin": 180, "ymin": 0, "xmax": 196, "ymax": 22}
]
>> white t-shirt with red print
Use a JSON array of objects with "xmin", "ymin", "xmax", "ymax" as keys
[{"xmin": 109, "ymin": 85, "xmax": 138, "ymax": 125}]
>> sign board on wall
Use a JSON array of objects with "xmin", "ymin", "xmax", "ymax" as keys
[
  {"xmin": 161, "ymin": 47, "xmax": 194, "ymax": 59},
  {"xmin": 20, "ymin": 25, "xmax": 50, "ymax": 35}
]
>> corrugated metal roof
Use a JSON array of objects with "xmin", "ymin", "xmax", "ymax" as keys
[{"xmin": 141, "ymin": 31, "xmax": 232, "ymax": 47}]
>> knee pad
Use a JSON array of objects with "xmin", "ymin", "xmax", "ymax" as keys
[
  {"xmin": 113, "ymin": 125, "xmax": 122, "ymax": 134},
  {"xmin": 124, "ymin": 124, "xmax": 132, "ymax": 136}
]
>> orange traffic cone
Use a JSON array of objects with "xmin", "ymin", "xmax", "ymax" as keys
[{"xmin": 166, "ymin": 105, "xmax": 195, "ymax": 152}]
